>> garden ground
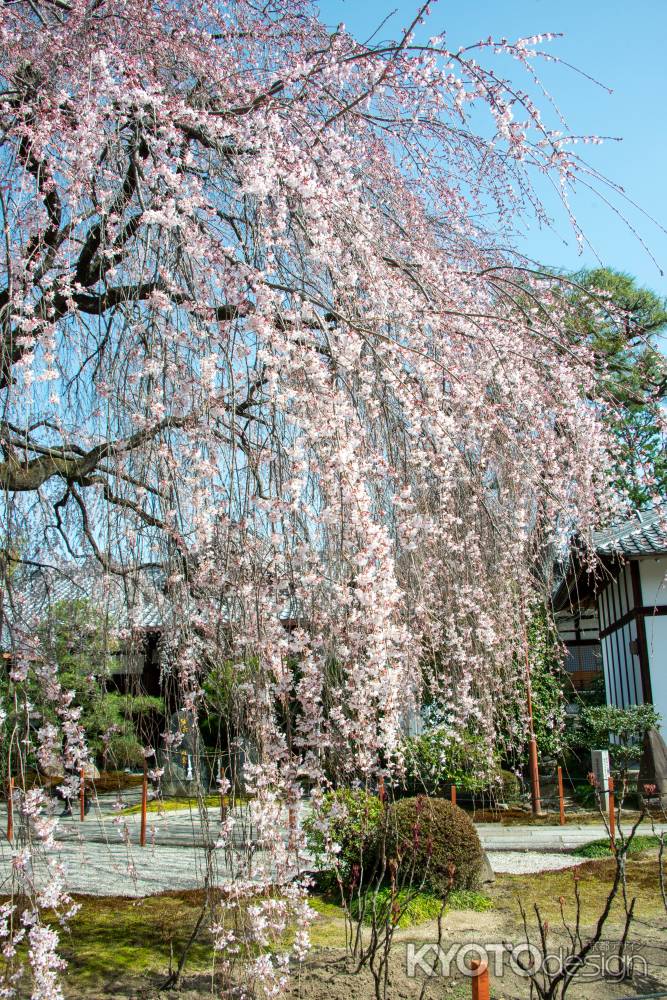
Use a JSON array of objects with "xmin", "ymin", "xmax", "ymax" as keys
[{"xmin": 15, "ymin": 851, "xmax": 665, "ymax": 1000}]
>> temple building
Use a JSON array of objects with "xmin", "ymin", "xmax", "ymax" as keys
[{"xmin": 554, "ymin": 506, "xmax": 667, "ymax": 737}]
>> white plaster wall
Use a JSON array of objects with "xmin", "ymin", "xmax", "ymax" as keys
[
  {"xmin": 640, "ymin": 557, "xmax": 667, "ymax": 741},
  {"xmin": 640, "ymin": 558, "xmax": 667, "ymax": 605}
]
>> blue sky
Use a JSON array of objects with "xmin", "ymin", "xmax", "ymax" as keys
[{"xmin": 316, "ymin": 0, "xmax": 667, "ymax": 299}]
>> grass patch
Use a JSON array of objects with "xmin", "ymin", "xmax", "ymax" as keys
[
  {"xmin": 573, "ymin": 834, "xmax": 660, "ymax": 859},
  {"xmin": 447, "ymin": 889, "xmax": 493, "ymax": 912},
  {"xmin": 350, "ymin": 888, "xmax": 443, "ymax": 927},
  {"xmin": 121, "ymin": 794, "xmax": 235, "ymax": 814},
  {"xmin": 347, "ymin": 887, "xmax": 493, "ymax": 928},
  {"xmin": 491, "ymin": 854, "xmax": 665, "ymax": 926}
]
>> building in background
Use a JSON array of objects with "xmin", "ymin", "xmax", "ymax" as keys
[{"xmin": 554, "ymin": 507, "xmax": 667, "ymax": 736}]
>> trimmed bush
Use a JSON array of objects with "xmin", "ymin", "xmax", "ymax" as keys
[{"xmin": 386, "ymin": 795, "xmax": 484, "ymax": 893}]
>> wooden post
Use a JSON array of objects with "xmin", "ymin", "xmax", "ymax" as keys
[
  {"xmin": 451, "ymin": 784, "xmax": 456, "ymax": 807},
  {"xmin": 608, "ymin": 776, "xmax": 615, "ymax": 852},
  {"xmin": 79, "ymin": 768, "xmax": 85, "ymax": 821},
  {"xmin": 378, "ymin": 775, "xmax": 386, "ymax": 803},
  {"xmin": 557, "ymin": 766, "xmax": 565, "ymax": 826},
  {"xmin": 288, "ymin": 802, "xmax": 297, "ymax": 851},
  {"xmin": 6, "ymin": 775, "xmax": 13, "ymax": 844},
  {"xmin": 218, "ymin": 757, "xmax": 227, "ymax": 823},
  {"xmin": 140, "ymin": 762, "xmax": 148, "ymax": 848},
  {"xmin": 470, "ymin": 958, "xmax": 490, "ymax": 1000},
  {"xmin": 528, "ymin": 737, "xmax": 542, "ymax": 816},
  {"xmin": 521, "ymin": 604, "xmax": 543, "ymax": 816}
]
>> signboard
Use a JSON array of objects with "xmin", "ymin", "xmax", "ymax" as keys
[{"xmin": 591, "ymin": 749, "xmax": 610, "ymax": 810}]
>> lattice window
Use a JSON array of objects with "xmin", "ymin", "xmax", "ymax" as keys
[{"xmin": 564, "ymin": 644, "xmax": 602, "ymax": 673}]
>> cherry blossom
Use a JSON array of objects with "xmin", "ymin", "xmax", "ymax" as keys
[{"xmin": 0, "ymin": 0, "xmax": 637, "ymax": 993}]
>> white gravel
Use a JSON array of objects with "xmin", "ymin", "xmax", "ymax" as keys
[{"xmin": 487, "ymin": 851, "xmax": 588, "ymax": 875}]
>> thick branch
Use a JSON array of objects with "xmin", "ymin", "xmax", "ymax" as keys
[{"xmin": 0, "ymin": 413, "xmax": 194, "ymax": 492}]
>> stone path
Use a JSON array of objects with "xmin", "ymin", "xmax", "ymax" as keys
[
  {"xmin": 0, "ymin": 799, "xmax": 308, "ymax": 897},
  {"xmin": 486, "ymin": 851, "xmax": 589, "ymax": 874},
  {"xmin": 1, "ymin": 799, "xmax": 664, "ymax": 897},
  {"xmin": 474, "ymin": 821, "xmax": 663, "ymax": 851}
]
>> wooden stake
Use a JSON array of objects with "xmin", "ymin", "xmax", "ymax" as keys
[
  {"xmin": 528, "ymin": 737, "xmax": 542, "ymax": 816},
  {"xmin": 288, "ymin": 802, "xmax": 297, "ymax": 851},
  {"xmin": 557, "ymin": 766, "xmax": 565, "ymax": 826},
  {"xmin": 521, "ymin": 603, "xmax": 543, "ymax": 817},
  {"xmin": 6, "ymin": 775, "xmax": 13, "ymax": 844},
  {"xmin": 470, "ymin": 958, "xmax": 490, "ymax": 1000},
  {"xmin": 451, "ymin": 784, "xmax": 456, "ymax": 807},
  {"xmin": 140, "ymin": 763, "xmax": 148, "ymax": 848},
  {"xmin": 79, "ymin": 768, "xmax": 85, "ymax": 821},
  {"xmin": 609, "ymin": 776, "xmax": 615, "ymax": 852},
  {"xmin": 218, "ymin": 757, "xmax": 227, "ymax": 822}
]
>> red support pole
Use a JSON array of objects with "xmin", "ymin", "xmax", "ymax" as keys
[
  {"xmin": 557, "ymin": 766, "xmax": 565, "ymax": 826},
  {"xmin": 521, "ymin": 604, "xmax": 543, "ymax": 817},
  {"xmin": 79, "ymin": 768, "xmax": 85, "ymax": 822},
  {"xmin": 6, "ymin": 775, "xmax": 13, "ymax": 844},
  {"xmin": 470, "ymin": 958, "xmax": 490, "ymax": 1000},
  {"xmin": 140, "ymin": 763, "xmax": 148, "ymax": 848},
  {"xmin": 609, "ymin": 776, "xmax": 615, "ymax": 852},
  {"xmin": 451, "ymin": 784, "xmax": 456, "ymax": 807},
  {"xmin": 288, "ymin": 802, "xmax": 297, "ymax": 851},
  {"xmin": 529, "ymin": 738, "xmax": 543, "ymax": 816}
]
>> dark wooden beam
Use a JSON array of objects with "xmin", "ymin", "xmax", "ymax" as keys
[{"xmin": 630, "ymin": 562, "xmax": 653, "ymax": 704}]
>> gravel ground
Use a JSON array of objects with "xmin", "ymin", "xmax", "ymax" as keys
[{"xmin": 486, "ymin": 850, "xmax": 588, "ymax": 874}]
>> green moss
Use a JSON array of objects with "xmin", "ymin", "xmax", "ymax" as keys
[
  {"xmin": 48, "ymin": 893, "xmax": 213, "ymax": 988},
  {"xmin": 491, "ymin": 855, "xmax": 666, "ymax": 924},
  {"xmin": 307, "ymin": 895, "xmax": 346, "ymax": 919}
]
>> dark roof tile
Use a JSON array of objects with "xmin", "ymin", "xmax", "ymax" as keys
[{"xmin": 592, "ymin": 506, "xmax": 667, "ymax": 558}]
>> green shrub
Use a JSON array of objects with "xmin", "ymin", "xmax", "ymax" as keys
[
  {"xmin": 574, "ymin": 835, "xmax": 660, "ymax": 859},
  {"xmin": 303, "ymin": 787, "xmax": 384, "ymax": 886},
  {"xmin": 386, "ymin": 796, "xmax": 484, "ymax": 893},
  {"xmin": 495, "ymin": 769, "xmax": 521, "ymax": 803},
  {"xmin": 572, "ymin": 782, "xmax": 597, "ymax": 809},
  {"xmin": 573, "ymin": 704, "xmax": 660, "ymax": 773},
  {"xmin": 403, "ymin": 725, "xmax": 498, "ymax": 795}
]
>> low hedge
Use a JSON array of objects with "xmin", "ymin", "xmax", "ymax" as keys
[{"xmin": 386, "ymin": 795, "xmax": 484, "ymax": 892}]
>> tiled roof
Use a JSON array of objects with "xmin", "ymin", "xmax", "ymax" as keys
[
  {"xmin": 592, "ymin": 506, "xmax": 667, "ymax": 558},
  {"xmin": 1, "ymin": 562, "xmax": 304, "ymax": 651},
  {"xmin": 1, "ymin": 563, "xmax": 167, "ymax": 650}
]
